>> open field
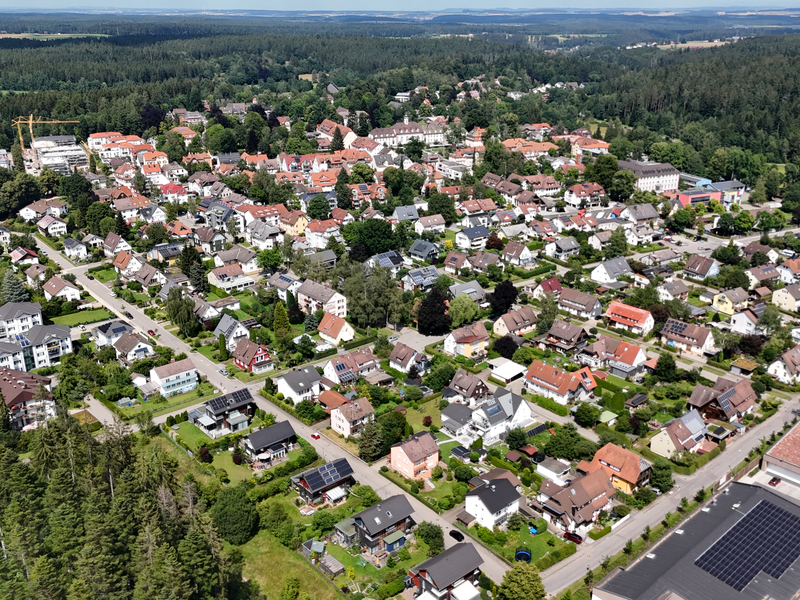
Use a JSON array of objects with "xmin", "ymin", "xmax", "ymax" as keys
[
  {"xmin": 658, "ymin": 40, "xmax": 730, "ymax": 50},
  {"xmin": 51, "ymin": 308, "xmax": 114, "ymax": 326}
]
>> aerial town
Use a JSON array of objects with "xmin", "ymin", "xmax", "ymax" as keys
[{"xmin": 1, "ymin": 9, "xmax": 800, "ymax": 600}]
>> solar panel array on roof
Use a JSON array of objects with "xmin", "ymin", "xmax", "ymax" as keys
[
  {"xmin": 527, "ymin": 423, "xmax": 547, "ymax": 437},
  {"xmin": 302, "ymin": 459, "xmax": 354, "ymax": 492},
  {"xmin": 695, "ymin": 500, "xmax": 800, "ymax": 591},
  {"xmin": 717, "ymin": 388, "xmax": 735, "ymax": 414},
  {"xmin": 207, "ymin": 388, "xmax": 252, "ymax": 413}
]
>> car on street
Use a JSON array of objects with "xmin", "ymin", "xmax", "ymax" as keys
[
  {"xmin": 80, "ymin": 325, "xmax": 86, "ymax": 331},
  {"xmin": 769, "ymin": 477, "xmax": 782, "ymax": 486},
  {"xmin": 86, "ymin": 275, "xmax": 95, "ymax": 280},
  {"xmin": 311, "ymin": 433, "xmax": 321, "ymax": 440},
  {"xmin": 219, "ymin": 368, "xmax": 229, "ymax": 376},
  {"xmin": 388, "ymin": 335, "xmax": 399, "ymax": 343},
  {"xmin": 148, "ymin": 329, "xmax": 156, "ymax": 336},
  {"xmin": 40, "ymin": 250, "xmax": 47, "ymax": 256},
  {"xmin": 124, "ymin": 312, "xmax": 133, "ymax": 319},
  {"xmin": 564, "ymin": 532, "xmax": 583, "ymax": 544},
  {"xmin": 449, "ymin": 530, "xmax": 465, "ymax": 542}
]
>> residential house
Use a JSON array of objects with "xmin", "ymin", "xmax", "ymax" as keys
[
  {"xmin": 443, "ymin": 322, "xmax": 490, "ymax": 360},
  {"xmin": 265, "ymin": 271, "xmax": 302, "ymax": 302},
  {"xmin": 192, "ymin": 227, "xmax": 226, "ymax": 255},
  {"xmin": 657, "ymin": 279, "xmax": 690, "ymax": 302},
  {"xmin": 493, "ymin": 306, "xmax": 537, "ymax": 337},
  {"xmin": 730, "ymin": 309, "xmax": 762, "ymax": 336},
  {"xmin": 214, "ymin": 246, "xmax": 260, "ymax": 274},
  {"xmin": 523, "ymin": 360, "xmax": 596, "ymax": 404},
  {"xmin": 278, "ymin": 210, "xmax": 309, "ymax": 237},
  {"xmin": 445, "ymin": 369, "xmax": 489, "ymax": 407},
  {"xmin": 591, "ymin": 257, "xmax": 632, "ymax": 285},
  {"xmin": 441, "ymin": 403, "xmax": 475, "ymax": 439},
  {"xmin": 388, "ymin": 343, "xmax": 429, "ymax": 375},
  {"xmin": 232, "ymin": 339, "xmax": 273, "ymax": 374},
  {"xmin": 468, "ymin": 251, "xmax": 503, "ymax": 274},
  {"xmin": 133, "ymin": 264, "xmax": 167, "ymax": 289},
  {"xmin": 558, "ymin": 288, "xmax": 602, "ymax": 319},
  {"xmin": 578, "ymin": 335, "xmax": 647, "ymax": 379},
  {"xmin": 148, "ymin": 242, "xmax": 184, "ymax": 264},
  {"xmin": 4, "ymin": 324, "xmax": 72, "ymax": 370},
  {"xmin": 208, "ymin": 264, "xmax": 256, "ymax": 293},
  {"xmin": 24, "ymin": 265, "xmax": 48, "ymax": 287},
  {"xmin": 246, "ymin": 221, "xmax": 282, "ymax": 251},
  {"xmin": 297, "ymin": 280, "xmax": 347, "ymax": 318},
  {"xmin": 62, "ymin": 238, "xmax": 88, "ymax": 260},
  {"xmin": 408, "ymin": 544, "xmax": 483, "ymax": 600},
  {"xmin": 244, "ymin": 421, "xmax": 296, "ymax": 461},
  {"xmin": 683, "ymin": 255, "xmax": 719, "ymax": 281},
  {"xmin": 367, "ymin": 251, "xmax": 404, "ymax": 278},
  {"xmin": 275, "ymin": 367, "xmax": 322, "ymax": 405},
  {"xmin": 0, "ymin": 369, "xmax": 56, "ymax": 430},
  {"xmin": 149, "ymin": 358, "xmax": 198, "ymax": 397},
  {"xmin": 414, "ymin": 215, "xmax": 446, "ymax": 235},
  {"xmin": 139, "ymin": 204, "xmax": 168, "ymax": 225},
  {"xmin": 564, "ymin": 182, "xmax": 605, "ymax": 208},
  {"xmin": 746, "ymin": 264, "xmax": 780, "ymax": 290},
  {"xmin": 390, "ymin": 432, "xmax": 439, "ymax": 480},
  {"xmin": 620, "ymin": 203, "xmax": 660, "ymax": 225},
  {"xmin": 103, "ymin": 232, "xmax": 132, "ymax": 257},
  {"xmin": 528, "ymin": 277, "xmax": 562, "ymax": 301},
  {"xmin": 19, "ymin": 198, "xmax": 68, "ymax": 222},
  {"xmin": 323, "ymin": 348, "xmax": 379, "ymax": 385},
  {"xmin": 641, "ymin": 248, "xmax": 681, "ymax": 267},
  {"xmin": 449, "ymin": 281, "xmax": 488, "ymax": 305},
  {"xmin": 544, "ymin": 237, "xmax": 580, "ymax": 260},
  {"xmin": 401, "ymin": 266, "xmax": 439, "ymax": 293},
  {"xmin": 537, "ymin": 469, "xmax": 615, "ymax": 533},
  {"xmin": 688, "ymin": 378, "xmax": 757, "ymax": 422},
  {"xmin": 93, "ymin": 320, "xmax": 134, "ymax": 347},
  {"xmin": 317, "ymin": 312, "xmax": 355, "ymax": 346},
  {"xmin": 10, "ymin": 247, "xmax": 39, "ymax": 269},
  {"xmin": 578, "ymin": 443, "xmax": 651, "ymax": 494},
  {"xmin": 351, "ymin": 495, "xmax": 415, "ymax": 560},
  {"xmin": 455, "ymin": 226, "xmax": 490, "ymax": 251},
  {"xmin": 292, "ymin": 458, "xmax": 355, "ymax": 505},
  {"xmin": 196, "ymin": 388, "xmax": 255, "ymax": 438},
  {"xmin": 501, "ymin": 240, "xmax": 534, "ymax": 267},
  {"xmin": 712, "ymin": 288, "xmax": 749, "ymax": 316},
  {"xmin": 465, "ymin": 478, "xmax": 521, "ymax": 528},
  {"xmin": 409, "ymin": 239, "xmax": 440, "ymax": 262},
  {"xmin": 625, "ymin": 224, "xmax": 655, "ymax": 247},
  {"xmin": 113, "ymin": 333, "xmax": 154, "ymax": 364},
  {"xmin": 36, "ymin": 215, "xmax": 67, "ymax": 238},
  {"xmin": 471, "ymin": 388, "xmax": 533, "ymax": 444},
  {"xmin": 113, "ymin": 250, "xmax": 144, "ymax": 279},
  {"xmin": 605, "ymin": 301, "xmax": 654, "ymax": 336},
  {"xmin": 213, "ymin": 314, "xmax": 250, "ymax": 352},
  {"xmin": 443, "ymin": 251, "xmax": 469, "ymax": 275},
  {"xmin": 0, "ymin": 302, "xmax": 42, "ymax": 340},
  {"xmin": 537, "ymin": 320, "xmax": 589, "ymax": 355},
  {"xmin": 660, "ymin": 318, "xmax": 714, "ymax": 355},
  {"xmin": 742, "ymin": 242, "xmax": 780, "ymax": 264},
  {"xmin": 317, "ymin": 390, "xmax": 348, "ymax": 414},
  {"xmin": 42, "ymin": 276, "xmax": 81, "ymax": 302},
  {"xmin": 331, "ymin": 398, "xmax": 375, "ymax": 439},
  {"xmin": 305, "ymin": 219, "xmax": 342, "ymax": 250},
  {"xmin": 650, "ymin": 409, "xmax": 708, "ymax": 459},
  {"xmin": 773, "ymin": 284, "xmax": 800, "ymax": 312}
]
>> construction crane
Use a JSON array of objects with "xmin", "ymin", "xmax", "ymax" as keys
[{"xmin": 11, "ymin": 115, "xmax": 80, "ymax": 152}]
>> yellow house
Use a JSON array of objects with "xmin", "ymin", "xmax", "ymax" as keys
[
  {"xmin": 578, "ymin": 443, "xmax": 651, "ymax": 495},
  {"xmin": 773, "ymin": 284, "xmax": 800, "ymax": 313},
  {"xmin": 443, "ymin": 321, "xmax": 490, "ymax": 359},
  {"xmin": 712, "ymin": 287, "xmax": 749, "ymax": 316},
  {"xmin": 278, "ymin": 210, "xmax": 309, "ymax": 237}
]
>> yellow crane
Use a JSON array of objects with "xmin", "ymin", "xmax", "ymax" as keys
[{"xmin": 11, "ymin": 115, "xmax": 80, "ymax": 151}]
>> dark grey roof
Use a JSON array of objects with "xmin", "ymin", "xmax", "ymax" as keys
[
  {"xmin": 624, "ymin": 203, "xmax": 660, "ymax": 221},
  {"xmin": 0, "ymin": 302, "xmax": 42, "ymax": 321},
  {"xmin": 18, "ymin": 324, "xmax": 69, "ymax": 346},
  {"xmin": 311, "ymin": 249, "xmax": 338, "ymax": 264},
  {"xmin": 406, "ymin": 266, "xmax": 439, "ymax": 287},
  {"xmin": 600, "ymin": 256, "xmax": 632, "ymax": 278},
  {"xmin": 246, "ymin": 420, "xmax": 296, "ymax": 453},
  {"xmin": 409, "ymin": 239, "xmax": 439, "ymax": 257},
  {"xmin": 441, "ymin": 403, "xmax": 473, "ymax": 427},
  {"xmin": 213, "ymin": 314, "xmax": 242, "ymax": 339},
  {"xmin": 279, "ymin": 367, "xmax": 322, "ymax": 394},
  {"xmin": 393, "ymin": 206, "xmax": 419, "ymax": 221},
  {"xmin": 618, "ymin": 160, "xmax": 679, "ymax": 178},
  {"xmin": 95, "ymin": 320, "xmax": 133, "ymax": 336},
  {"xmin": 410, "ymin": 543, "xmax": 483, "ymax": 590},
  {"xmin": 63, "ymin": 238, "xmax": 84, "ymax": 250},
  {"xmin": 370, "ymin": 250, "xmax": 404, "ymax": 268},
  {"xmin": 460, "ymin": 225, "xmax": 490, "ymax": 239},
  {"xmin": 595, "ymin": 483, "xmax": 800, "ymax": 600},
  {"xmin": 353, "ymin": 495, "xmax": 414, "ymax": 536},
  {"xmin": 205, "ymin": 388, "xmax": 253, "ymax": 416},
  {"xmin": 465, "ymin": 478, "xmax": 521, "ymax": 513},
  {"xmin": 294, "ymin": 458, "xmax": 354, "ymax": 493},
  {"xmin": 449, "ymin": 280, "xmax": 486, "ymax": 302},
  {"xmin": 555, "ymin": 236, "xmax": 580, "ymax": 251}
]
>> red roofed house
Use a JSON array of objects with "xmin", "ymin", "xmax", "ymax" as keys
[
  {"xmin": 523, "ymin": 360, "xmax": 596, "ymax": 405},
  {"xmin": 232, "ymin": 338, "xmax": 274, "ymax": 374},
  {"xmin": 564, "ymin": 182, "xmax": 605, "ymax": 208},
  {"xmin": 578, "ymin": 335, "xmax": 647, "ymax": 379},
  {"xmin": 160, "ymin": 183, "xmax": 189, "ymax": 202},
  {"xmin": 577, "ymin": 443, "xmax": 651, "ymax": 494},
  {"xmin": 317, "ymin": 312, "xmax": 355, "ymax": 346},
  {"xmin": 443, "ymin": 322, "xmax": 490, "ymax": 360},
  {"xmin": 527, "ymin": 277, "xmax": 562, "ymax": 301},
  {"xmin": 605, "ymin": 301, "xmax": 655, "ymax": 336}
]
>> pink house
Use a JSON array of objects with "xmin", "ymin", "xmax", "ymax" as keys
[{"xmin": 390, "ymin": 432, "xmax": 439, "ymax": 481}]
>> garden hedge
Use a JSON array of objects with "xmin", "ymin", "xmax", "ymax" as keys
[
  {"xmin": 535, "ymin": 541, "xmax": 577, "ymax": 570},
  {"xmin": 589, "ymin": 526, "xmax": 611, "ymax": 540},
  {"xmin": 529, "ymin": 394, "xmax": 570, "ymax": 417}
]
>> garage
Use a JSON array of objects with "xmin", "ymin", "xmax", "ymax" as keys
[
  {"xmin": 763, "ymin": 422, "xmax": 800, "ymax": 487},
  {"xmin": 764, "ymin": 463, "xmax": 800, "ymax": 487}
]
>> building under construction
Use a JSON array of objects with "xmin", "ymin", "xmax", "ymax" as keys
[{"xmin": 33, "ymin": 135, "xmax": 88, "ymax": 175}]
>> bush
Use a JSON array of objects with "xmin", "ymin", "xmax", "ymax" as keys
[
  {"xmin": 198, "ymin": 447, "xmax": 213, "ymax": 463},
  {"xmin": 530, "ymin": 394, "xmax": 570, "ymax": 417},
  {"xmin": 535, "ymin": 541, "xmax": 577, "ymax": 570},
  {"xmin": 589, "ymin": 526, "xmax": 611, "ymax": 540}
]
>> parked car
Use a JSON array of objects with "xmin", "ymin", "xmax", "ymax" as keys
[
  {"xmin": 783, "ymin": 249, "xmax": 795, "ymax": 257},
  {"xmin": 769, "ymin": 477, "xmax": 782, "ymax": 486},
  {"xmin": 86, "ymin": 275, "xmax": 95, "ymax": 280},
  {"xmin": 147, "ymin": 329, "xmax": 156, "ymax": 336},
  {"xmin": 388, "ymin": 335, "xmax": 399, "ymax": 343},
  {"xmin": 311, "ymin": 433, "xmax": 321, "ymax": 440},
  {"xmin": 124, "ymin": 312, "xmax": 133, "ymax": 319},
  {"xmin": 219, "ymin": 368, "xmax": 229, "ymax": 376},
  {"xmin": 449, "ymin": 530, "xmax": 465, "ymax": 542},
  {"xmin": 564, "ymin": 532, "xmax": 583, "ymax": 544},
  {"xmin": 110, "ymin": 292, "xmax": 117, "ymax": 298},
  {"xmin": 80, "ymin": 325, "xmax": 86, "ymax": 331}
]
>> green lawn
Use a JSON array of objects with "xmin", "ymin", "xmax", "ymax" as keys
[
  {"xmin": 444, "ymin": 230, "xmax": 456, "ymax": 243},
  {"xmin": 435, "ymin": 432, "xmax": 452, "ymax": 442},
  {"xmin": 419, "ymin": 479, "xmax": 458, "ymax": 502},
  {"xmin": 51, "ymin": 308, "xmax": 114, "ymax": 326},
  {"xmin": 118, "ymin": 381, "xmax": 217, "ymax": 418},
  {"xmin": 464, "ymin": 518, "xmax": 571, "ymax": 563},
  {"xmin": 92, "ymin": 267, "xmax": 118, "ymax": 283},
  {"xmin": 175, "ymin": 421, "xmax": 212, "ymax": 450},
  {"xmin": 654, "ymin": 411, "xmax": 673, "ymax": 424},
  {"xmin": 439, "ymin": 441, "xmax": 460, "ymax": 461},
  {"xmin": 404, "ymin": 399, "xmax": 442, "ymax": 431},
  {"xmin": 210, "ymin": 449, "xmax": 255, "ymax": 483},
  {"xmin": 195, "ymin": 345, "xmax": 222, "ymax": 362},
  {"xmin": 327, "ymin": 537, "xmax": 430, "ymax": 588},
  {"xmin": 239, "ymin": 531, "xmax": 342, "ymax": 600}
]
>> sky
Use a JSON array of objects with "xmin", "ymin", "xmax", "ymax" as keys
[{"xmin": 0, "ymin": 2, "xmax": 791, "ymax": 12}]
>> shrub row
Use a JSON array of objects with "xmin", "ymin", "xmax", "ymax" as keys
[
  {"xmin": 589, "ymin": 526, "xmax": 611, "ymax": 540},
  {"xmin": 534, "ymin": 540, "xmax": 577, "ymax": 571},
  {"xmin": 595, "ymin": 424, "xmax": 632, "ymax": 449},
  {"xmin": 488, "ymin": 456, "xmax": 518, "ymax": 475},
  {"xmin": 260, "ymin": 390, "xmax": 318, "ymax": 426},
  {"xmin": 538, "ymin": 254, "xmax": 572, "ymax": 268},
  {"xmin": 527, "ymin": 394, "xmax": 570, "ymax": 417},
  {"xmin": 342, "ymin": 335, "xmax": 376, "ymax": 351},
  {"xmin": 313, "ymin": 347, "xmax": 338, "ymax": 360}
]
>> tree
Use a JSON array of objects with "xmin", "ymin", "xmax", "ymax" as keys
[
  {"xmin": 735, "ymin": 211, "xmax": 755, "ymax": 234},
  {"xmin": 330, "ymin": 127, "xmax": 345, "ymax": 152},
  {"xmin": 506, "ymin": 428, "xmax": 526, "ymax": 451},
  {"xmin": 536, "ymin": 293, "xmax": 558, "ymax": 335},
  {"xmin": 712, "ymin": 328, "xmax": 741, "ymax": 359},
  {"xmin": 490, "ymin": 279, "xmax": 518, "ymax": 315},
  {"xmin": 654, "ymin": 353, "xmax": 678, "ymax": 382},
  {"xmin": 165, "ymin": 287, "xmax": 199, "ymax": 337},
  {"xmin": 114, "ymin": 211, "xmax": 130, "ymax": 238},
  {"xmin": 449, "ymin": 294, "xmax": 480, "ymax": 328},
  {"xmin": 416, "ymin": 522, "xmax": 444, "ymax": 556},
  {"xmin": 358, "ymin": 421, "xmax": 385, "ymax": 462},
  {"xmin": 209, "ymin": 485, "xmax": 259, "ymax": 545},
  {"xmin": 717, "ymin": 212, "xmax": 736, "ymax": 235},
  {"xmin": 585, "ymin": 154, "xmax": 619, "ymax": 190},
  {"xmin": 218, "ymin": 334, "xmax": 228, "ymax": 360},
  {"xmin": 493, "ymin": 335, "xmax": 519, "ymax": 360},
  {"xmin": 651, "ymin": 458, "xmax": 675, "ymax": 492},
  {"xmin": 307, "ymin": 194, "xmax": 331, "ymax": 220},
  {"xmin": 85, "ymin": 202, "xmax": 115, "ymax": 235},
  {"xmin": 417, "ymin": 287, "xmax": 452, "ymax": 335},
  {"xmin": 427, "ymin": 193, "xmax": 459, "ymax": 225},
  {"xmin": 335, "ymin": 168, "xmax": 352, "ymax": 210},
  {"xmin": 497, "ymin": 562, "xmax": 546, "ymax": 600},
  {"xmin": 604, "ymin": 226, "xmax": 628, "ymax": 259},
  {"xmin": 0, "ymin": 172, "xmax": 41, "ymax": 219},
  {"xmin": 189, "ymin": 263, "xmax": 209, "ymax": 294},
  {"xmin": 759, "ymin": 305, "xmax": 785, "ymax": 337},
  {"xmin": 273, "ymin": 301, "xmax": 290, "ymax": 335},
  {"xmin": 257, "ymin": 248, "xmax": 283, "ymax": 272},
  {"xmin": 146, "ymin": 222, "xmax": 167, "ymax": 244},
  {"xmin": 3, "ymin": 271, "xmax": 30, "ymax": 303},
  {"xmin": 749, "ymin": 178, "xmax": 768, "ymax": 205},
  {"xmin": 574, "ymin": 402, "xmax": 601, "ymax": 427},
  {"xmin": 350, "ymin": 483, "xmax": 380, "ymax": 507},
  {"xmin": 608, "ymin": 169, "xmax": 637, "ymax": 203},
  {"xmin": 750, "ymin": 250, "xmax": 769, "ymax": 266},
  {"xmin": 486, "ymin": 234, "xmax": 504, "ymax": 250},
  {"xmin": 178, "ymin": 245, "xmax": 202, "ymax": 276}
]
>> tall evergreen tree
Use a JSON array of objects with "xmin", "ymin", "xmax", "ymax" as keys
[
  {"xmin": 114, "ymin": 211, "xmax": 130, "ymax": 238},
  {"xmin": 3, "ymin": 271, "xmax": 30, "ymax": 303},
  {"xmin": 417, "ymin": 287, "xmax": 452, "ymax": 335},
  {"xmin": 189, "ymin": 263, "xmax": 209, "ymax": 294},
  {"xmin": 272, "ymin": 301, "xmax": 290, "ymax": 334},
  {"xmin": 330, "ymin": 127, "xmax": 345, "ymax": 152},
  {"xmin": 335, "ymin": 168, "xmax": 352, "ymax": 210}
]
